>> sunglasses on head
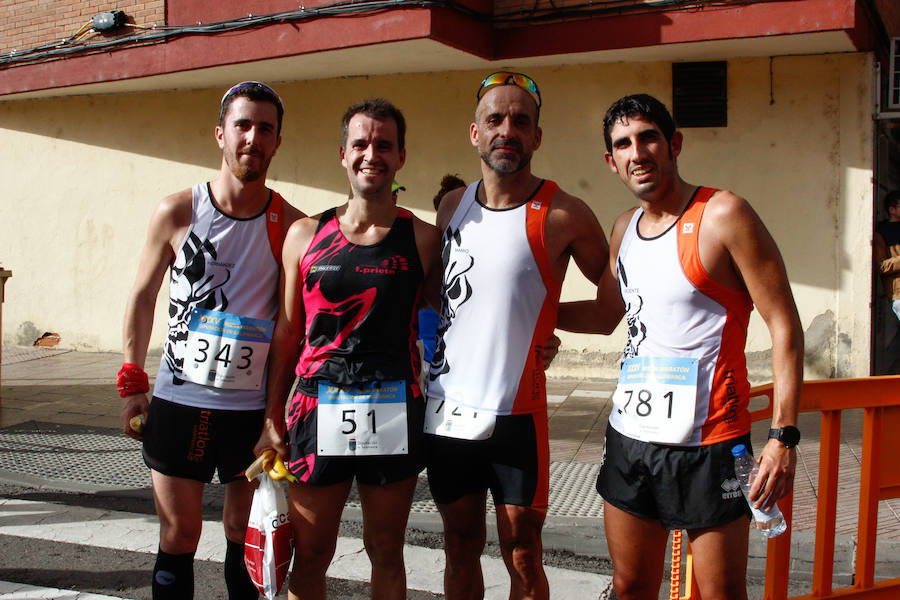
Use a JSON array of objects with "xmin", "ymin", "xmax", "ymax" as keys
[
  {"xmin": 220, "ymin": 81, "xmax": 284, "ymax": 112},
  {"xmin": 476, "ymin": 71, "xmax": 541, "ymax": 109}
]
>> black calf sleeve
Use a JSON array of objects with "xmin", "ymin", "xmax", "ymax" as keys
[
  {"xmin": 225, "ymin": 539, "xmax": 259, "ymax": 600},
  {"xmin": 152, "ymin": 548, "xmax": 195, "ymax": 600}
]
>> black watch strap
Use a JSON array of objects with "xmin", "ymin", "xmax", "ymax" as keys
[{"xmin": 768, "ymin": 425, "xmax": 801, "ymax": 448}]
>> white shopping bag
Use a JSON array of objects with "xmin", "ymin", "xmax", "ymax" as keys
[{"xmin": 244, "ymin": 474, "xmax": 293, "ymax": 599}]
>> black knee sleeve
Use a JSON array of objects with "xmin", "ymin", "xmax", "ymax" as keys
[
  {"xmin": 225, "ymin": 539, "xmax": 259, "ymax": 600},
  {"xmin": 152, "ymin": 548, "xmax": 195, "ymax": 600}
]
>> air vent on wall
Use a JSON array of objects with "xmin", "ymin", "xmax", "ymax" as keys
[{"xmin": 672, "ymin": 61, "xmax": 727, "ymax": 128}]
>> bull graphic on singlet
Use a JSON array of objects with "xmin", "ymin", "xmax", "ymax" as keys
[
  {"xmin": 617, "ymin": 257, "xmax": 646, "ymax": 359},
  {"xmin": 165, "ymin": 232, "xmax": 231, "ymax": 378},
  {"xmin": 429, "ymin": 226, "xmax": 474, "ymax": 380}
]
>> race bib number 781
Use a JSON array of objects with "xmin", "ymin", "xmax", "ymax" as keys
[{"xmin": 612, "ymin": 356, "xmax": 699, "ymax": 444}]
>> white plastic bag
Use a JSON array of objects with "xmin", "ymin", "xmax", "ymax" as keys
[{"xmin": 244, "ymin": 474, "xmax": 293, "ymax": 599}]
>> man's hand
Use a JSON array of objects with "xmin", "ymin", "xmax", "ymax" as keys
[
  {"xmin": 121, "ymin": 393, "xmax": 149, "ymax": 441},
  {"xmin": 541, "ymin": 333, "xmax": 561, "ymax": 370},
  {"xmin": 254, "ymin": 416, "xmax": 289, "ymax": 462},
  {"xmin": 747, "ymin": 438, "xmax": 796, "ymax": 511}
]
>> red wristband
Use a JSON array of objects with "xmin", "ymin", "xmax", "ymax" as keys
[{"xmin": 117, "ymin": 362, "xmax": 149, "ymax": 398}]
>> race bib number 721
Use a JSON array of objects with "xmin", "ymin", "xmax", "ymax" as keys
[{"xmin": 612, "ymin": 356, "xmax": 699, "ymax": 444}]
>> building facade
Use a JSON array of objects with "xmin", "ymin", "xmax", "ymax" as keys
[{"xmin": 0, "ymin": 0, "xmax": 897, "ymax": 382}]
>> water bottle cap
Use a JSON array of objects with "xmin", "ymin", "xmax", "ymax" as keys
[{"xmin": 731, "ymin": 444, "xmax": 748, "ymax": 457}]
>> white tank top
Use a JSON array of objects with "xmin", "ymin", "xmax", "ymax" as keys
[
  {"xmin": 611, "ymin": 187, "xmax": 752, "ymax": 445},
  {"xmin": 427, "ymin": 180, "xmax": 561, "ymax": 415},
  {"xmin": 153, "ymin": 183, "xmax": 280, "ymax": 410}
]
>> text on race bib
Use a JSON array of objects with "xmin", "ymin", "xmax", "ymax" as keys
[{"xmin": 182, "ymin": 308, "xmax": 273, "ymax": 390}]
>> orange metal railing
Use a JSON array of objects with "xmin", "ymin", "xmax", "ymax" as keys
[{"xmin": 670, "ymin": 376, "xmax": 900, "ymax": 600}]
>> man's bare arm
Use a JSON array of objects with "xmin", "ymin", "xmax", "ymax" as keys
[
  {"xmin": 120, "ymin": 191, "xmax": 191, "ymax": 439},
  {"xmin": 254, "ymin": 218, "xmax": 316, "ymax": 459},
  {"xmin": 709, "ymin": 192, "xmax": 804, "ymax": 510},
  {"xmin": 556, "ymin": 208, "xmax": 632, "ymax": 334}
]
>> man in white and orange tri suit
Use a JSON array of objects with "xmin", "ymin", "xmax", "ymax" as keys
[
  {"xmin": 424, "ymin": 72, "xmax": 613, "ymax": 600},
  {"xmin": 120, "ymin": 82, "xmax": 305, "ymax": 599},
  {"xmin": 561, "ymin": 93, "xmax": 804, "ymax": 600}
]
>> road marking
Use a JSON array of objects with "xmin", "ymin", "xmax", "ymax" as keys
[
  {"xmin": 0, "ymin": 498, "xmax": 611, "ymax": 598},
  {"xmin": 0, "ymin": 580, "xmax": 129, "ymax": 599}
]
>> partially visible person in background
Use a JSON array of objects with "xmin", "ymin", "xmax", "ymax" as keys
[
  {"xmin": 874, "ymin": 190, "xmax": 900, "ymax": 373},
  {"xmin": 417, "ymin": 174, "xmax": 467, "ymax": 390},
  {"xmin": 392, "ymin": 180, "xmax": 406, "ymax": 203}
]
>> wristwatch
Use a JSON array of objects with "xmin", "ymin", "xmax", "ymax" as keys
[{"xmin": 768, "ymin": 426, "xmax": 801, "ymax": 448}]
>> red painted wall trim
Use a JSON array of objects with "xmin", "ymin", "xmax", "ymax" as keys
[
  {"xmin": 0, "ymin": 0, "xmax": 878, "ymax": 98},
  {"xmin": 495, "ymin": 0, "xmax": 864, "ymax": 59}
]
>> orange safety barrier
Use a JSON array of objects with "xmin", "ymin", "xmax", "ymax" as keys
[{"xmin": 669, "ymin": 376, "xmax": 900, "ymax": 600}]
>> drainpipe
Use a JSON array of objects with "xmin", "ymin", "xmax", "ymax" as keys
[{"xmin": 0, "ymin": 268, "xmax": 11, "ymax": 403}]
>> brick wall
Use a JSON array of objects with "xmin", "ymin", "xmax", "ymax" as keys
[{"xmin": 0, "ymin": 1, "xmax": 165, "ymax": 55}]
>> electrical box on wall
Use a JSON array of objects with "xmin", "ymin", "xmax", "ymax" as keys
[{"xmin": 92, "ymin": 11, "xmax": 126, "ymax": 32}]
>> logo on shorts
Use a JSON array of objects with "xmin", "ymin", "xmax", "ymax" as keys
[
  {"xmin": 187, "ymin": 410, "xmax": 212, "ymax": 462},
  {"xmin": 721, "ymin": 477, "xmax": 742, "ymax": 500}
]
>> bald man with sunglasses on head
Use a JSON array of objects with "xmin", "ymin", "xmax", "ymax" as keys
[
  {"xmin": 119, "ymin": 82, "xmax": 304, "ymax": 599},
  {"xmin": 424, "ymin": 72, "xmax": 614, "ymax": 600}
]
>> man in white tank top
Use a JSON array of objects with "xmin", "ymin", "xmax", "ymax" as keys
[
  {"xmin": 425, "ymin": 72, "xmax": 614, "ymax": 600},
  {"xmin": 560, "ymin": 94, "xmax": 803, "ymax": 599},
  {"xmin": 119, "ymin": 82, "xmax": 305, "ymax": 599}
]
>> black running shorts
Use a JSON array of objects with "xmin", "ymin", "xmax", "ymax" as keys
[
  {"xmin": 285, "ymin": 381, "xmax": 426, "ymax": 486},
  {"xmin": 142, "ymin": 396, "xmax": 264, "ymax": 484},
  {"xmin": 426, "ymin": 411, "xmax": 549, "ymax": 509},
  {"xmin": 596, "ymin": 424, "xmax": 751, "ymax": 530}
]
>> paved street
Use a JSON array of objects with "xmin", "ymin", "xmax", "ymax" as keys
[{"xmin": 0, "ymin": 346, "xmax": 899, "ymax": 598}]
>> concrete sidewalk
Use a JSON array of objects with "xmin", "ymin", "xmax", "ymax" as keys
[{"xmin": 1, "ymin": 346, "xmax": 899, "ymax": 585}]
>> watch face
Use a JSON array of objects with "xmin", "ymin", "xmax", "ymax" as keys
[{"xmin": 771, "ymin": 426, "xmax": 800, "ymax": 447}]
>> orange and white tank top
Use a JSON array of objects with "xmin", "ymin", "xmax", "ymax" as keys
[
  {"xmin": 153, "ymin": 183, "xmax": 283, "ymax": 411},
  {"xmin": 611, "ymin": 187, "xmax": 753, "ymax": 446},
  {"xmin": 427, "ymin": 180, "xmax": 561, "ymax": 415}
]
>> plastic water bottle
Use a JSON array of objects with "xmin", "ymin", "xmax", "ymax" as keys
[{"xmin": 731, "ymin": 444, "xmax": 787, "ymax": 538}]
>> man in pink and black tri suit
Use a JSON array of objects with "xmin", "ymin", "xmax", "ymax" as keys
[{"xmin": 254, "ymin": 98, "xmax": 442, "ymax": 600}]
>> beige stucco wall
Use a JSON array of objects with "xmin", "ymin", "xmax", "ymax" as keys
[{"xmin": 0, "ymin": 53, "xmax": 873, "ymax": 381}]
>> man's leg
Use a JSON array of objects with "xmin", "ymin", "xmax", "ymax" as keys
[
  {"xmin": 686, "ymin": 517, "xmax": 750, "ymax": 600},
  {"xmin": 358, "ymin": 476, "xmax": 418, "ymax": 600},
  {"xmin": 496, "ymin": 504, "xmax": 548, "ymax": 600},
  {"xmin": 437, "ymin": 492, "xmax": 488, "ymax": 600},
  {"xmin": 222, "ymin": 477, "xmax": 259, "ymax": 599},
  {"xmin": 603, "ymin": 502, "xmax": 670, "ymax": 600},
  {"xmin": 151, "ymin": 470, "xmax": 205, "ymax": 599},
  {"xmin": 286, "ymin": 480, "xmax": 353, "ymax": 600}
]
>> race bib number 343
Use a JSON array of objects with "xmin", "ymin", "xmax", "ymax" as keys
[
  {"xmin": 612, "ymin": 356, "xmax": 699, "ymax": 444},
  {"xmin": 182, "ymin": 308, "xmax": 273, "ymax": 390}
]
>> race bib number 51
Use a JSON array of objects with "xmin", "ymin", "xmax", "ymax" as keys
[
  {"xmin": 612, "ymin": 356, "xmax": 699, "ymax": 444},
  {"xmin": 317, "ymin": 381, "xmax": 408, "ymax": 456},
  {"xmin": 182, "ymin": 308, "xmax": 273, "ymax": 390}
]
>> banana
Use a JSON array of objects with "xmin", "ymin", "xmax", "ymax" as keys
[
  {"xmin": 244, "ymin": 449, "xmax": 296, "ymax": 482},
  {"xmin": 270, "ymin": 457, "xmax": 294, "ymax": 481},
  {"xmin": 129, "ymin": 415, "xmax": 145, "ymax": 433}
]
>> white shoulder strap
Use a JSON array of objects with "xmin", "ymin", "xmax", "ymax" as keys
[{"xmin": 446, "ymin": 181, "xmax": 481, "ymax": 233}]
